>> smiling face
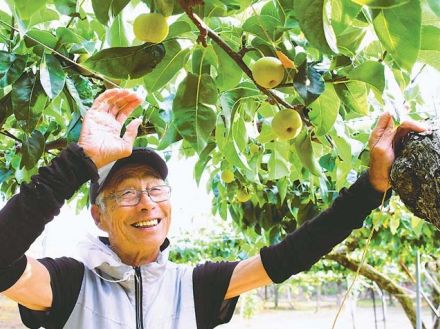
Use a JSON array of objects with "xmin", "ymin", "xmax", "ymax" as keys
[{"xmin": 91, "ymin": 164, "xmax": 172, "ymax": 266}]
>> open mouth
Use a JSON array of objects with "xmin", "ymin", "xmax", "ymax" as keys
[{"xmin": 131, "ymin": 218, "xmax": 161, "ymax": 229}]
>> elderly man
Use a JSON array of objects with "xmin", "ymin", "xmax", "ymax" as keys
[{"xmin": 0, "ymin": 88, "xmax": 426, "ymax": 329}]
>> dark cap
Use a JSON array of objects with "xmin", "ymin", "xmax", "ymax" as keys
[{"xmin": 90, "ymin": 148, "xmax": 168, "ymax": 204}]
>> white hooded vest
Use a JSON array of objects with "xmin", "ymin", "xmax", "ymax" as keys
[{"xmin": 62, "ymin": 235, "xmax": 197, "ymax": 329}]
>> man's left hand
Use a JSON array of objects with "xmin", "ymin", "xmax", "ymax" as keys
[{"xmin": 368, "ymin": 112, "xmax": 428, "ymax": 193}]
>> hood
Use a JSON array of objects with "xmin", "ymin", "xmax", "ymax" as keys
[{"xmin": 77, "ymin": 234, "xmax": 171, "ymax": 289}]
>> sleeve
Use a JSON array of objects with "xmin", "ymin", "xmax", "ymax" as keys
[
  {"xmin": 192, "ymin": 261, "xmax": 240, "ymax": 329},
  {"xmin": 0, "ymin": 144, "xmax": 98, "ymax": 291},
  {"xmin": 18, "ymin": 257, "xmax": 84, "ymax": 329},
  {"xmin": 260, "ymin": 171, "xmax": 392, "ymax": 283}
]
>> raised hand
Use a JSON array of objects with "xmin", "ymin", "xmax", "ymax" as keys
[
  {"xmin": 78, "ymin": 89, "xmax": 143, "ymax": 169},
  {"xmin": 368, "ymin": 112, "xmax": 427, "ymax": 192}
]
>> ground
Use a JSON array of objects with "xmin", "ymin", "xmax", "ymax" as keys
[{"xmin": 1, "ymin": 295, "xmax": 433, "ymax": 329}]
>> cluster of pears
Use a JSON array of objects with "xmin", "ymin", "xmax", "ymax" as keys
[
  {"xmin": 250, "ymin": 55, "xmax": 302, "ymax": 140},
  {"xmin": 133, "ymin": 13, "xmax": 169, "ymax": 43},
  {"xmin": 220, "ymin": 169, "xmax": 251, "ymax": 203}
]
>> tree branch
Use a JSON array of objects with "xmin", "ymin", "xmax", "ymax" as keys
[
  {"xmin": 177, "ymin": 0, "xmax": 301, "ymax": 113},
  {"xmin": 0, "ymin": 130, "xmax": 22, "ymax": 143},
  {"xmin": 327, "ymin": 251, "xmax": 425, "ymax": 329}
]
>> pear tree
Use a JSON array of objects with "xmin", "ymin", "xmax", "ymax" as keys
[{"xmin": 0, "ymin": 0, "xmax": 439, "ymax": 327}]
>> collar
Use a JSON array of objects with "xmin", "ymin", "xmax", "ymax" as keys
[
  {"xmin": 98, "ymin": 236, "xmax": 170, "ymax": 252},
  {"xmin": 77, "ymin": 234, "xmax": 171, "ymax": 285}
]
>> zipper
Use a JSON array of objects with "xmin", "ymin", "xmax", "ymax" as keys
[{"xmin": 134, "ymin": 267, "xmax": 144, "ymax": 329}]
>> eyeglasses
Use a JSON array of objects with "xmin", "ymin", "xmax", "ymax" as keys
[{"xmin": 107, "ymin": 185, "xmax": 171, "ymax": 206}]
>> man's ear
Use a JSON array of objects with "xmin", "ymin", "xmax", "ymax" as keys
[{"xmin": 91, "ymin": 204, "xmax": 104, "ymax": 230}]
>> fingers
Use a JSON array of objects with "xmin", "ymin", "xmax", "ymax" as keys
[
  {"xmin": 111, "ymin": 94, "xmax": 143, "ymax": 120},
  {"xmin": 369, "ymin": 112, "xmax": 394, "ymax": 150},
  {"xmin": 90, "ymin": 89, "xmax": 143, "ymax": 123},
  {"xmin": 375, "ymin": 112, "xmax": 393, "ymax": 131},
  {"xmin": 91, "ymin": 89, "xmax": 121, "ymax": 110},
  {"xmin": 122, "ymin": 118, "xmax": 142, "ymax": 145},
  {"xmin": 116, "ymin": 99, "xmax": 143, "ymax": 123},
  {"xmin": 393, "ymin": 119, "xmax": 429, "ymax": 150}
]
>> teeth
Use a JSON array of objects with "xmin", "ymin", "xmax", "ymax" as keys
[{"xmin": 133, "ymin": 219, "xmax": 159, "ymax": 228}]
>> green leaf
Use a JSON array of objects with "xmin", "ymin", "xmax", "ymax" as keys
[
  {"xmin": 0, "ymin": 168, "xmax": 13, "ymax": 184},
  {"xmin": 157, "ymin": 0, "xmax": 174, "ymax": 16},
  {"xmin": 28, "ymin": 8, "xmax": 60, "ymax": 27},
  {"xmin": 64, "ymin": 77, "xmax": 87, "ymax": 116},
  {"xmin": 372, "ymin": 1, "xmax": 421, "ymax": 72},
  {"xmin": 40, "ymin": 54, "xmax": 66, "ymax": 99},
  {"xmin": 334, "ymin": 81, "xmax": 368, "ymax": 115},
  {"xmin": 168, "ymin": 20, "xmax": 193, "ymax": 38},
  {"xmin": 144, "ymin": 40, "xmax": 190, "ymax": 92},
  {"xmin": 56, "ymin": 27, "xmax": 83, "ymax": 46},
  {"xmin": 293, "ymin": 129, "xmax": 322, "ymax": 176},
  {"xmin": 294, "ymin": 0, "xmax": 334, "ymax": 54},
  {"xmin": 417, "ymin": 25, "xmax": 440, "ymax": 71},
  {"xmin": 83, "ymin": 43, "xmax": 166, "ymax": 79},
  {"xmin": 107, "ymin": 14, "xmax": 128, "ymax": 48},
  {"xmin": 348, "ymin": 61, "xmax": 385, "ymax": 92},
  {"xmin": 0, "ymin": 51, "xmax": 28, "ymax": 88},
  {"xmin": 0, "ymin": 93, "xmax": 13, "ymax": 129},
  {"xmin": 157, "ymin": 120, "xmax": 182, "ymax": 150},
  {"xmin": 14, "ymin": 0, "xmax": 45, "ymax": 19},
  {"xmin": 172, "ymin": 73, "xmax": 218, "ymax": 153},
  {"xmin": 293, "ymin": 62, "xmax": 325, "ymax": 105},
  {"xmin": 66, "ymin": 112, "xmax": 82, "ymax": 143},
  {"xmin": 268, "ymin": 142, "xmax": 290, "ymax": 180},
  {"xmin": 428, "ymin": 0, "xmax": 440, "ymax": 17},
  {"xmin": 309, "ymin": 83, "xmax": 339, "ymax": 136},
  {"xmin": 54, "ymin": 0, "xmax": 77, "ymax": 16},
  {"xmin": 335, "ymin": 157, "xmax": 352, "ymax": 190},
  {"xmin": 223, "ymin": 138, "xmax": 252, "ymax": 173},
  {"xmin": 329, "ymin": 127, "xmax": 352, "ymax": 163},
  {"xmin": 24, "ymin": 29, "xmax": 57, "ymax": 49},
  {"xmin": 389, "ymin": 215, "xmax": 400, "ymax": 234},
  {"xmin": 242, "ymin": 15, "xmax": 283, "ymax": 44},
  {"xmin": 220, "ymin": 82, "xmax": 260, "ymax": 130},
  {"xmin": 192, "ymin": 45, "xmax": 218, "ymax": 75},
  {"xmin": 91, "ymin": 0, "xmax": 130, "ymax": 25},
  {"xmin": 194, "ymin": 142, "xmax": 216, "ymax": 185},
  {"xmin": 11, "ymin": 71, "xmax": 47, "ymax": 132},
  {"xmin": 351, "ymin": 0, "xmax": 409, "ymax": 8},
  {"xmin": 20, "ymin": 130, "xmax": 45, "ymax": 170},
  {"xmin": 0, "ymin": 10, "xmax": 12, "ymax": 34},
  {"xmin": 212, "ymin": 43, "xmax": 243, "ymax": 92}
]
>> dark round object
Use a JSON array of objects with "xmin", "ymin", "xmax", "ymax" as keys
[{"xmin": 390, "ymin": 127, "xmax": 440, "ymax": 230}]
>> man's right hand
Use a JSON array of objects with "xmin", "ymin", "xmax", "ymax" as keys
[{"xmin": 78, "ymin": 89, "xmax": 143, "ymax": 169}]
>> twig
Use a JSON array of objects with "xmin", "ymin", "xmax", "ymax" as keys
[
  {"xmin": 410, "ymin": 64, "xmax": 426, "ymax": 85},
  {"xmin": 8, "ymin": 16, "xmax": 14, "ymax": 52},
  {"xmin": 177, "ymin": 0, "xmax": 298, "ymax": 112},
  {"xmin": 0, "ymin": 130, "xmax": 22, "ymax": 143}
]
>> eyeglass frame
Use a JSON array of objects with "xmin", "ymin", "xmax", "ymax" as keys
[{"xmin": 103, "ymin": 185, "xmax": 172, "ymax": 206}]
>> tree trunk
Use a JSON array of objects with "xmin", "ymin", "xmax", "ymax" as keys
[
  {"xmin": 327, "ymin": 251, "xmax": 425, "ymax": 329},
  {"xmin": 274, "ymin": 284, "xmax": 279, "ymax": 309},
  {"xmin": 390, "ymin": 128, "xmax": 440, "ymax": 230}
]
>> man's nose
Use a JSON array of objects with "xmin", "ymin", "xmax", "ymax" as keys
[{"xmin": 137, "ymin": 191, "xmax": 157, "ymax": 209}]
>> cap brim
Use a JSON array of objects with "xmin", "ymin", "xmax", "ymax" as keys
[{"xmin": 90, "ymin": 148, "xmax": 168, "ymax": 204}]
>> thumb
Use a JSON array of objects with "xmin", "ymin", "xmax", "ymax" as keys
[{"xmin": 123, "ymin": 118, "xmax": 142, "ymax": 145}]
